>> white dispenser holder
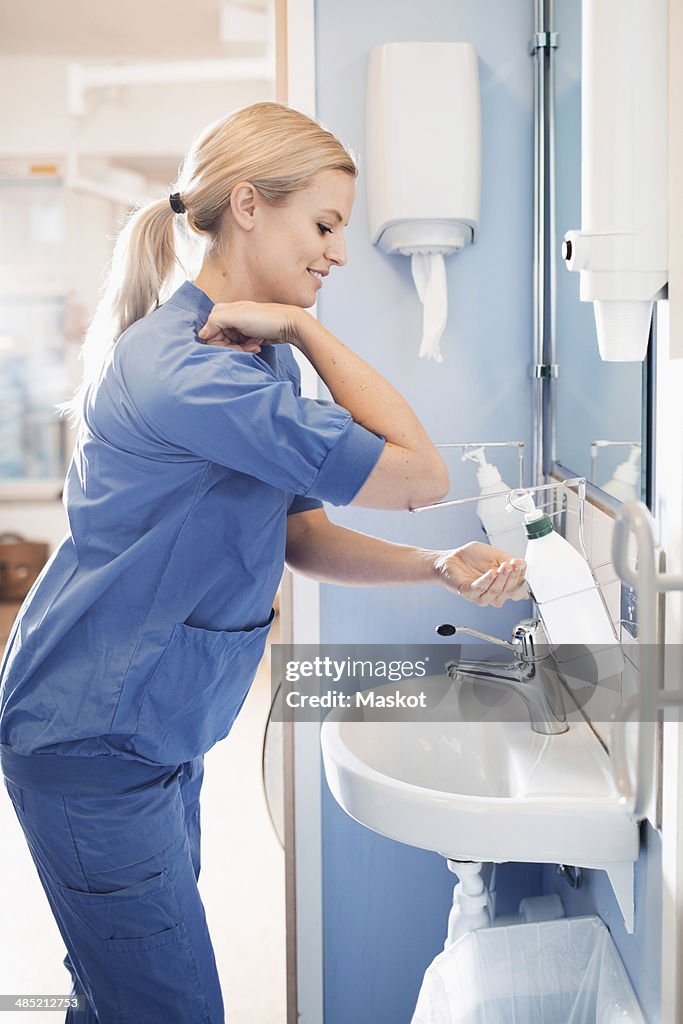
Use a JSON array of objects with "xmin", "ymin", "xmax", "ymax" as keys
[
  {"xmin": 366, "ymin": 42, "xmax": 481, "ymax": 362},
  {"xmin": 562, "ymin": 0, "xmax": 668, "ymax": 362}
]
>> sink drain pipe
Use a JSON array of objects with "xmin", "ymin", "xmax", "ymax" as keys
[
  {"xmin": 444, "ymin": 860, "xmax": 565, "ymax": 948},
  {"xmin": 444, "ymin": 861, "xmax": 493, "ymax": 949}
]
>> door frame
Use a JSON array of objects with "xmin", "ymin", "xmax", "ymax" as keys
[{"xmin": 276, "ymin": 4, "xmax": 324, "ymax": 1022}]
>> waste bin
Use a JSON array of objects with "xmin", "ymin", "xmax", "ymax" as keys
[{"xmin": 412, "ymin": 916, "xmax": 645, "ymax": 1024}]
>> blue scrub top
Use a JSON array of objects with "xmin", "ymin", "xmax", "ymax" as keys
[{"xmin": 0, "ymin": 281, "xmax": 384, "ymax": 765}]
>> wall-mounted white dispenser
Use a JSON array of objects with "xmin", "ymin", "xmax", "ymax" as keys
[
  {"xmin": 463, "ymin": 448, "xmax": 528, "ymax": 557},
  {"xmin": 366, "ymin": 42, "xmax": 481, "ymax": 362},
  {"xmin": 562, "ymin": 0, "xmax": 668, "ymax": 362}
]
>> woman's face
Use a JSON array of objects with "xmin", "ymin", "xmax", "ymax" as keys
[{"xmin": 245, "ymin": 169, "xmax": 355, "ymax": 307}]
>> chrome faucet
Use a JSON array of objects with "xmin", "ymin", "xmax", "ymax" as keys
[{"xmin": 437, "ymin": 619, "xmax": 568, "ymax": 735}]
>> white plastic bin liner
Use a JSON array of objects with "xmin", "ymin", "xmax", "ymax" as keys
[{"xmin": 411, "ymin": 916, "xmax": 645, "ymax": 1024}]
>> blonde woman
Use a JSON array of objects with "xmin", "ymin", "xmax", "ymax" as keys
[{"xmin": 0, "ymin": 103, "xmax": 525, "ymax": 1023}]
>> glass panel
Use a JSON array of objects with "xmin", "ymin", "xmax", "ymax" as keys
[
  {"xmin": 0, "ymin": 180, "xmax": 70, "ymax": 482},
  {"xmin": 0, "ymin": 297, "xmax": 69, "ymax": 479}
]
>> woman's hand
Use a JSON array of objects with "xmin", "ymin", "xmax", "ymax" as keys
[
  {"xmin": 197, "ymin": 301, "xmax": 302, "ymax": 353},
  {"xmin": 434, "ymin": 542, "xmax": 528, "ymax": 607}
]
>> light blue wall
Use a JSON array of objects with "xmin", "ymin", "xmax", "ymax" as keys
[{"xmin": 315, "ymin": 2, "xmax": 540, "ymax": 1021}]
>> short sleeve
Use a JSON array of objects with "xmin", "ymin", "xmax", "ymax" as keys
[
  {"xmin": 287, "ymin": 494, "xmax": 324, "ymax": 516},
  {"xmin": 124, "ymin": 340, "xmax": 385, "ymax": 507}
]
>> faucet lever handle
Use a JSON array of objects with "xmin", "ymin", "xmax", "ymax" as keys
[{"xmin": 435, "ymin": 624, "xmax": 515, "ymax": 650}]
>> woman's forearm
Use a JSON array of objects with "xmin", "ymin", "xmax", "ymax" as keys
[
  {"xmin": 286, "ymin": 512, "xmax": 438, "ymax": 586},
  {"xmin": 285, "ymin": 511, "xmax": 528, "ymax": 606}
]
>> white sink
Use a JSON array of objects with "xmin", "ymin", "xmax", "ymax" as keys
[{"xmin": 320, "ymin": 674, "xmax": 639, "ymax": 870}]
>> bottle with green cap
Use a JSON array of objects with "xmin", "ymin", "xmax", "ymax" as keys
[{"xmin": 517, "ymin": 493, "xmax": 617, "ymax": 648}]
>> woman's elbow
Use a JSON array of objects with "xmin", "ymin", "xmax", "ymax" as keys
[
  {"xmin": 408, "ymin": 455, "xmax": 450, "ymax": 508},
  {"xmin": 351, "ymin": 448, "xmax": 449, "ymax": 510}
]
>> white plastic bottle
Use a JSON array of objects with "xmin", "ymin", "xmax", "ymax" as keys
[
  {"xmin": 517, "ymin": 493, "xmax": 617, "ymax": 648},
  {"xmin": 600, "ymin": 446, "xmax": 640, "ymax": 504},
  {"xmin": 466, "ymin": 449, "xmax": 527, "ymax": 557}
]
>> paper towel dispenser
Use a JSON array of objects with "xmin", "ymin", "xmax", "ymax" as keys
[{"xmin": 366, "ymin": 41, "xmax": 481, "ymax": 361}]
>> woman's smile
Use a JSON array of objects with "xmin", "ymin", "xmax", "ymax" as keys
[{"xmin": 307, "ymin": 267, "xmax": 328, "ymax": 287}]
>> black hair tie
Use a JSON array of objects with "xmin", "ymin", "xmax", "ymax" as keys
[{"xmin": 169, "ymin": 193, "xmax": 186, "ymax": 214}]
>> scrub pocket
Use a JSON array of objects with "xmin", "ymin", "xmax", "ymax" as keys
[
  {"xmin": 54, "ymin": 868, "xmax": 208, "ymax": 1024},
  {"xmin": 134, "ymin": 611, "xmax": 274, "ymax": 763}
]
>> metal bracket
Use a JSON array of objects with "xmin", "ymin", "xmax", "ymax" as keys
[
  {"xmin": 531, "ymin": 363, "xmax": 560, "ymax": 379},
  {"xmin": 557, "ymin": 864, "xmax": 583, "ymax": 889},
  {"xmin": 529, "ymin": 31, "xmax": 560, "ymax": 55}
]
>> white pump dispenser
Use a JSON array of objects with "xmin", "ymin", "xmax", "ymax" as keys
[
  {"xmin": 516, "ymin": 493, "xmax": 617, "ymax": 648},
  {"xmin": 600, "ymin": 447, "xmax": 641, "ymax": 504},
  {"xmin": 465, "ymin": 449, "xmax": 527, "ymax": 558}
]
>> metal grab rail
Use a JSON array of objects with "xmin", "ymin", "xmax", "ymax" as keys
[{"xmin": 611, "ymin": 502, "xmax": 683, "ymax": 819}]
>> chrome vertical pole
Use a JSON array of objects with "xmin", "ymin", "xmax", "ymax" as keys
[
  {"xmin": 547, "ymin": 0, "xmax": 558, "ymax": 476},
  {"xmin": 530, "ymin": 0, "xmax": 559, "ymax": 485},
  {"xmin": 531, "ymin": 0, "xmax": 544, "ymax": 486}
]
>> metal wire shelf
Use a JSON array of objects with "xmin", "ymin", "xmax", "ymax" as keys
[{"xmin": 410, "ymin": 469, "xmax": 626, "ymax": 640}]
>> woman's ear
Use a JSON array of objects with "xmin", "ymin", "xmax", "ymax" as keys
[{"xmin": 230, "ymin": 182, "xmax": 258, "ymax": 231}]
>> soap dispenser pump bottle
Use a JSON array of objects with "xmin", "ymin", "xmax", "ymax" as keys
[
  {"xmin": 517, "ymin": 493, "xmax": 617, "ymax": 648},
  {"xmin": 600, "ymin": 447, "xmax": 640, "ymax": 504},
  {"xmin": 466, "ymin": 448, "xmax": 527, "ymax": 557}
]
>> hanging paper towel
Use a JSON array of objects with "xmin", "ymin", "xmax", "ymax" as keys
[
  {"xmin": 366, "ymin": 42, "xmax": 481, "ymax": 361},
  {"xmin": 411, "ymin": 252, "xmax": 447, "ymax": 362}
]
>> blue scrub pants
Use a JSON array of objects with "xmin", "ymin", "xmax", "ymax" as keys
[{"xmin": 1, "ymin": 750, "xmax": 224, "ymax": 1023}]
